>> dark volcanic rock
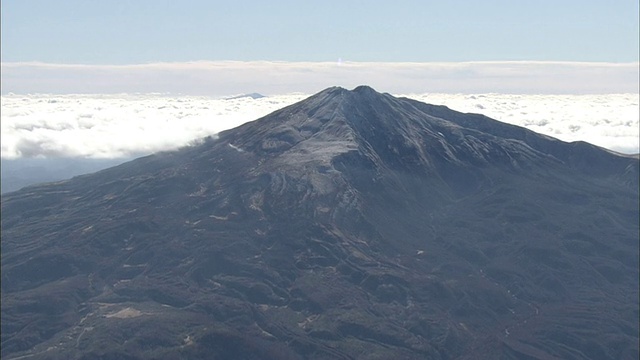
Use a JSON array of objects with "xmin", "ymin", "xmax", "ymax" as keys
[{"xmin": 2, "ymin": 86, "xmax": 638, "ymax": 360}]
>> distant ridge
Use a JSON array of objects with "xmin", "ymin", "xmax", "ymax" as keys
[{"xmin": 225, "ymin": 92, "xmax": 266, "ymax": 100}]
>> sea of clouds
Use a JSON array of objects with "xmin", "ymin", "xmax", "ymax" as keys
[
  {"xmin": 0, "ymin": 93, "xmax": 308, "ymax": 159},
  {"xmin": 2, "ymin": 92, "xmax": 638, "ymax": 160}
]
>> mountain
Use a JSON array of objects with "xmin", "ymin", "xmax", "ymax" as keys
[
  {"xmin": 226, "ymin": 92, "xmax": 267, "ymax": 100},
  {"xmin": 2, "ymin": 86, "xmax": 638, "ymax": 360}
]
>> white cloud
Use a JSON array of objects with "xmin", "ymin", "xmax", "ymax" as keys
[
  {"xmin": 1, "ymin": 92, "xmax": 638, "ymax": 159},
  {"xmin": 0, "ymin": 93, "xmax": 308, "ymax": 159},
  {"xmin": 2, "ymin": 61, "xmax": 638, "ymax": 95}
]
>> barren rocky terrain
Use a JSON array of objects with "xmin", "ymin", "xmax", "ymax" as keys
[{"xmin": 2, "ymin": 86, "xmax": 638, "ymax": 359}]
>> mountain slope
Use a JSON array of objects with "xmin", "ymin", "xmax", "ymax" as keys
[{"xmin": 2, "ymin": 86, "xmax": 638, "ymax": 360}]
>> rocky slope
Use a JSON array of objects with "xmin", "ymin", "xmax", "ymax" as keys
[{"xmin": 2, "ymin": 86, "xmax": 638, "ymax": 359}]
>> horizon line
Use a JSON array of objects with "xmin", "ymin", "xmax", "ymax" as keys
[{"xmin": 3, "ymin": 60, "xmax": 639, "ymax": 67}]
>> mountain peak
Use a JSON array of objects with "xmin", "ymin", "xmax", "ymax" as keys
[
  {"xmin": 352, "ymin": 84, "xmax": 379, "ymax": 93},
  {"xmin": 222, "ymin": 86, "xmax": 636, "ymax": 189},
  {"xmin": 309, "ymin": 85, "xmax": 385, "ymax": 102}
]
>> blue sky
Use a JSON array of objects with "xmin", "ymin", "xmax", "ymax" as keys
[{"xmin": 2, "ymin": 0, "xmax": 638, "ymax": 64}]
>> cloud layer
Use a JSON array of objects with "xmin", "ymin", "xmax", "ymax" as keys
[
  {"xmin": 2, "ymin": 61, "xmax": 638, "ymax": 95},
  {"xmin": 2, "ymin": 92, "xmax": 638, "ymax": 159},
  {"xmin": 0, "ymin": 93, "xmax": 307, "ymax": 159}
]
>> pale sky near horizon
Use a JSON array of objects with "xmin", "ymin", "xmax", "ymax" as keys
[{"xmin": 2, "ymin": 0, "xmax": 639, "ymax": 64}]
